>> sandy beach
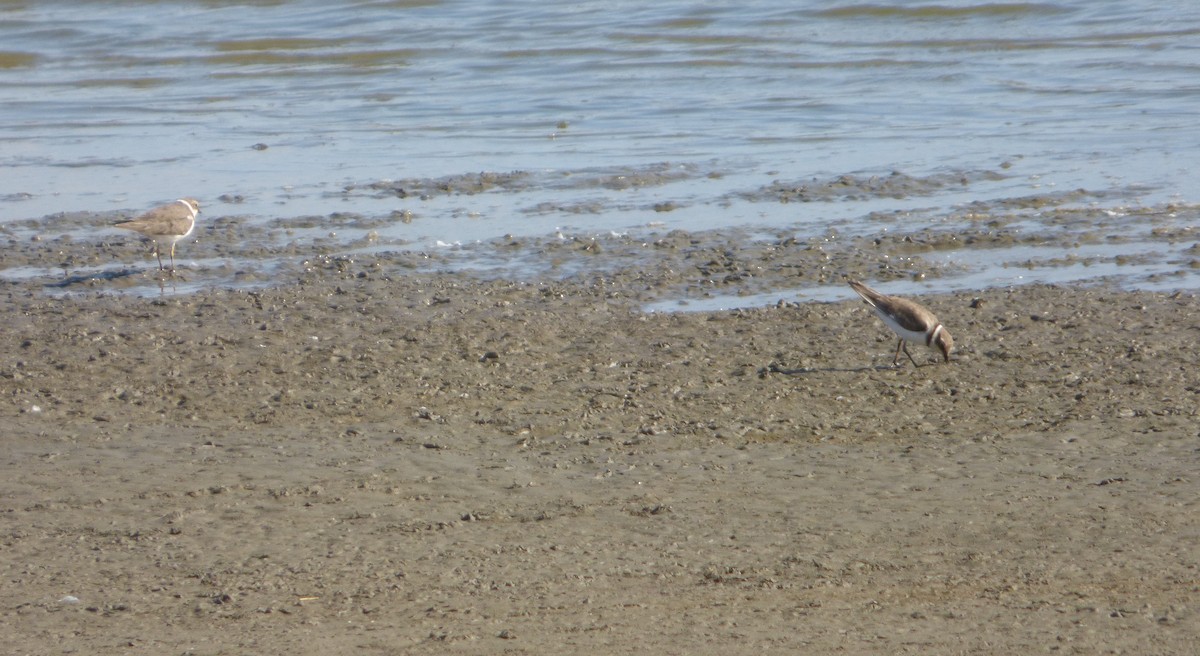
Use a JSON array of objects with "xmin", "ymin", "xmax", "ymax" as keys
[{"xmin": 2, "ymin": 234, "xmax": 1198, "ymax": 655}]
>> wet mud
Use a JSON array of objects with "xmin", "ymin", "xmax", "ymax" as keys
[{"xmin": 2, "ymin": 209, "xmax": 1199, "ymax": 653}]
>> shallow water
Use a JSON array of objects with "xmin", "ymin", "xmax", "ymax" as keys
[{"xmin": 2, "ymin": 0, "xmax": 1199, "ymax": 298}]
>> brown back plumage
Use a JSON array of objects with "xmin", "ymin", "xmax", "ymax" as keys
[
  {"xmin": 115, "ymin": 198, "xmax": 199, "ymax": 239},
  {"xmin": 847, "ymin": 280, "xmax": 940, "ymax": 334}
]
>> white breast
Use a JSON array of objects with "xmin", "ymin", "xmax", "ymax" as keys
[{"xmin": 872, "ymin": 307, "xmax": 930, "ymax": 344}]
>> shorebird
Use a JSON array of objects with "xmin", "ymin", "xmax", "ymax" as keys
[
  {"xmin": 847, "ymin": 279, "xmax": 953, "ymax": 367},
  {"xmin": 115, "ymin": 198, "xmax": 200, "ymax": 271}
]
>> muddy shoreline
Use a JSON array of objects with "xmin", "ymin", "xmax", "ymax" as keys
[
  {"xmin": 5, "ymin": 163, "xmax": 1200, "ymax": 302},
  {"xmin": 2, "ymin": 234, "xmax": 1199, "ymax": 653}
]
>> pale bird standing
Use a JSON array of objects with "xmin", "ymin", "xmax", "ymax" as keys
[
  {"xmin": 115, "ymin": 198, "xmax": 200, "ymax": 271},
  {"xmin": 847, "ymin": 279, "xmax": 953, "ymax": 367}
]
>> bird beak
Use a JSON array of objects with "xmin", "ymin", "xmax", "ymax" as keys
[{"xmin": 937, "ymin": 336, "xmax": 952, "ymax": 363}]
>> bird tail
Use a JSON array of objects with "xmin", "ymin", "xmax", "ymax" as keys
[{"xmin": 846, "ymin": 279, "xmax": 881, "ymax": 308}]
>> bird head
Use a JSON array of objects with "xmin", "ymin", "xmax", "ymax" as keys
[{"xmin": 933, "ymin": 326, "xmax": 953, "ymax": 363}]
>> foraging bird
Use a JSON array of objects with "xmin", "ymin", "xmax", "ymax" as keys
[
  {"xmin": 114, "ymin": 198, "xmax": 200, "ymax": 271},
  {"xmin": 847, "ymin": 279, "xmax": 953, "ymax": 367}
]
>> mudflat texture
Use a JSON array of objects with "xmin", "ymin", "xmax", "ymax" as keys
[{"xmin": 2, "ymin": 254, "xmax": 1198, "ymax": 655}]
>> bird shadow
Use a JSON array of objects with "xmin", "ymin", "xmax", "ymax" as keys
[
  {"xmin": 46, "ymin": 268, "xmax": 179, "ymax": 294},
  {"xmin": 761, "ymin": 363, "xmax": 922, "ymax": 376},
  {"xmin": 45, "ymin": 268, "xmax": 144, "ymax": 288}
]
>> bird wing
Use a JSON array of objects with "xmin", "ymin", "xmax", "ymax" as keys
[
  {"xmin": 115, "ymin": 205, "xmax": 194, "ymax": 237},
  {"xmin": 847, "ymin": 280, "xmax": 939, "ymax": 334}
]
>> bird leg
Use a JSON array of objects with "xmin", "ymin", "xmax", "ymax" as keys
[{"xmin": 895, "ymin": 340, "xmax": 921, "ymax": 368}]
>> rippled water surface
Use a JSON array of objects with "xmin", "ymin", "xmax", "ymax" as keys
[{"xmin": 2, "ymin": 0, "xmax": 1199, "ymax": 296}]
